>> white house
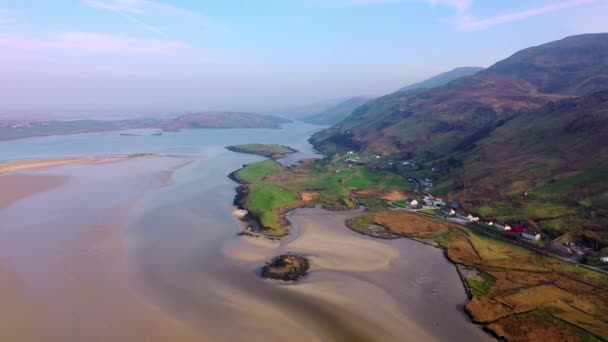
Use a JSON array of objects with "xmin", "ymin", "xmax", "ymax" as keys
[
  {"xmin": 456, "ymin": 212, "xmax": 479, "ymax": 222},
  {"xmin": 495, "ymin": 222, "xmax": 512, "ymax": 231},
  {"xmin": 522, "ymin": 230, "xmax": 541, "ymax": 241},
  {"xmin": 423, "ymin": 198, "xmax": 435, "ymax": 206},
  {"xmin": 442, "ymin": 208, "xmax": 456, "ymax": 216},
  {"xmin": 601, "ymin": 257, "xmax": 608, "ymax": 263},
  {"xmin": 406, "ymin": 198, "xmax": 419, "ymax": 207},
  {"xmin": 432, "ymin": 199, "xmax": 446, "ymax": 207}
]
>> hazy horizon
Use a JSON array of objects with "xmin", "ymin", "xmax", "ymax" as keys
[{"xmin": 1, "ymin": 0, "xmax": 607, "ymax": 118}]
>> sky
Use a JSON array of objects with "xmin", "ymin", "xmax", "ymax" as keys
[{"xmin": 0, "ymin": 0, "xmax": 607, "ymax": 118}]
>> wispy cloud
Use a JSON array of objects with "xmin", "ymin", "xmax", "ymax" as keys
[
  {"xmin": 460, "ymin": 0, "xmax": 601, "ymax": 30},
  {"xmin": 302, "ymin": 0, "xmax": 471, "ymax": 10},
  {"xmin": 427, "ymin": 0, "xmax": 471, "ymax": 12},
  {"xmin": 0, "ymin": 31, "xmax": 192, "ymax": 56},
  {"xmin": 82, "ymin": 0, "xmax": 218, "ymax": 37}
]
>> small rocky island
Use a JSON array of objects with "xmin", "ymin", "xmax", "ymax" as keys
[
  {"xmin": 226, "ymin": 144, "xmax": 297, "ymax": 160},
  {"xmin": 261, "ymin": 254, "xmax": 310, "ymax": 281}
]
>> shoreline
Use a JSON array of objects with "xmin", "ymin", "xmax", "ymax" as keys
[{"xmin": 227, "ymin": 152, "xmax": 497, "ymax": 339}]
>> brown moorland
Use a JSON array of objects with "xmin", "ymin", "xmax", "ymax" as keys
[{"xmin": 373, "ymin": 210, "xmax": 608, "ymax": 341}]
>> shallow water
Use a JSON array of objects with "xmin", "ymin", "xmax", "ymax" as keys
[{"xmin": 0, "ymin": 123, "xmax": 492, "ymax": 341}]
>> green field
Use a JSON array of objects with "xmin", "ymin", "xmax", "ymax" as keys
[
  {"xmin": 234, "ymin": 160, "xmax": 282, "ymax": 182},
  {"xmin": 246, "ymin": 182, "xmax": 297, "ymax": 236},
  {"xmin": 234, "ymin": 156, "xmax": 411, "ymax": 236}
]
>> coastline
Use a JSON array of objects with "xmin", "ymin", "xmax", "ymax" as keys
[{"xmin": 227, "ymin": 148, "xmax": 497, "ymax": 339}]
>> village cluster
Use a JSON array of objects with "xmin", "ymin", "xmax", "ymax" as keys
[
  {"xmin": 336, "ymin": 153, "xmax": 608, "ymax": 264},
  {"xmin": 402, "ymin": 195, "xmax": 543, "ymax": 242}
]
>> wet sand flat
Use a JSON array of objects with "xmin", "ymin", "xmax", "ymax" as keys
[
  {"xmin": 0, "ymin": 157, "xmax": 207, "ymax": 341},
  {"xmin": 0, "ymin": 173, "xmax": 68, "ymax": 210},
  {"xmin": 225, "ymin": 208, "xmax": 493, "ymax": 341}
]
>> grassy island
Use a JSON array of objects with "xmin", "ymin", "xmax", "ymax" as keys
[
  {"xmin": 226, "ymin": 144, "xmax": 297, "ymax": 160},
  {"xmin": 231, "ymin": 153, "xmax": 412, "ymax": 237}
]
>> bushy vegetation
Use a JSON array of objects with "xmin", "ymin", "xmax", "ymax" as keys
[{"xmin": 465, "ymin": 271, "xmax": 495, "ymax": 297}]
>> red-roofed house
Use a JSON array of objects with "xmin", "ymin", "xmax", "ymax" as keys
[{"xmin": 511, "ymin": 226, "xmax": 526, "ymax": 234}]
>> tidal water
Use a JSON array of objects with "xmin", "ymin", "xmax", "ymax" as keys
[{"xmin": 0, "ymin": 122, "xmax": 492, "ymax": 341}]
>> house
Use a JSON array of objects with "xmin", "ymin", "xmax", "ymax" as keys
[
  {"xmin": 421, "ymin": 181, "xmax": 433, "ymax": 188},
  {"xmin": 441, "ymin": 208, "xmax": 456, "ymax": 216},
  {"xmin": 522, "ymin": 230, "xmax": 541, "ymax": 241},
  {"xmin": 495, "ymin": 222, "xmax": 511, "ymax": 231},
  {"xmin": 406, "ymin": 198, "xmax": 419, "ymax": 207},
  {"xmin": 483, "ymin": 220, "xmax": 495, "ymax": 226},
  {"xmin": 347, "ymin": 151, "xmax": 354, "ymax": 155},
  {"xmin": 511, "ymin": 226, "xmax": 526, "ymax": 234},
  {"xmin": 447, "ymin": 202, "xmax": 461, "ymax": 209},
  {"xmin": 432, "ymin": 199, "xmax": 446, "ymax": 207},
  {"xmin": 423, "ymin": 198, "xmax": 435, "ymax": 206},
  {"xmin": 456, "ymin": 212, "xmax": 479, "ymax": 222},
  {"xmin": 601, "ymin": 257, "xmax": 608, "ymax": 263},
  {"xmin": 468, "ymin": 215, "xmax": 480, "ymax": 222}
]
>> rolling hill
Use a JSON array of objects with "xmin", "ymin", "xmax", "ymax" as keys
[
  {"xmin": 398, "ymin": 66, "xmax": 484, "ymax": 92},
  {"xmin": 163, "ymin": 112, "xmax": 290, "ymax": 131},
  {"xmin": 302, "ymin": 97, "xmax": 371, "ymax": 125}
]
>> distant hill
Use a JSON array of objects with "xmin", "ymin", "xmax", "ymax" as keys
[
  {"xmin": 270, "ymin": 98, "xmax": 351, "ymax": 119},
  {"xmin": 399, "ymin": 67, "xmax": 484, "ymax": 92},
  {"xmin": 163, "ymin": 112, "xmax": 291, "ymax": 131},
  {"xmin": 302, "ymin": 97, "xmax": 371, "ymax": 125}
]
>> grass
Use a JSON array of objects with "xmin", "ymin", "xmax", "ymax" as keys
[
  {"xmin": 419, "ymin": 209, "xmax": 440, "ymax": 215},
  {"xmin": 246, "ymin": 182, "xmax": 297, "ymax": 234},
  {"xmin": 236, "ymin": 156, "xmax": 410, "ymax": 236},
  {"xmin": 235, "ymin": 160, "xmax": 282, "ymax": 182},
  {"xmin": 465, "ymin": 271, "xmax": 495, "ymax": 297},
  {"xmin": 356, "ymin": 197, "xmax": 388, "ymax": 212},
  {"xmin": 228, "ymin": 144, "xmax": 294, "ymax": 155},
  {"xmin": 393, "ymin": 200, "xmax": 407, "ymax": 207},
  {"xmin": 345, "ymin": 214, "xmax": 375, "ymax": 235}
]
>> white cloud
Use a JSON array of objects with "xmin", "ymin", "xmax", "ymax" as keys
[{"xmin": 459, "ymin": 0, "xmax": 601, "ymax": 30}]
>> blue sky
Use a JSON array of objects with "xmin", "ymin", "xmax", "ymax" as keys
[{"xmin": 1, "ymin": 0, "xmax": 607, "ymax": 117}]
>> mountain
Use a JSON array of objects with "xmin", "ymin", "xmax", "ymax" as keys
[
  {"xmin": 311, "ymin": 33, "xmax": 608, "ymax": 242},
  {"xmin": 446, "ymin": 90, "xmax": 608, "ymax": 206},
  {"xmin": 312, "ymin": 33, "xmax": 608, "ymax": 157},
  {"xmin": 479, "ymin": 33, "xmax": 608, "ymax": 95},
  {"xmin": 163, "ymin": 112, "xmax": 291, "ymax": 131},
  {"xmin": 399, "ymin": 66, "xmax": 484, "ymax": 92},
  {"xmin": 302, "ymin": 97, "xmax": 371, "ymax": 125}
]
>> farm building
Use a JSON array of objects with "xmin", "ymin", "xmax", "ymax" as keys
[{"xmin": 406, "ymin": 198, "xmax": 419, "ymax": 206}]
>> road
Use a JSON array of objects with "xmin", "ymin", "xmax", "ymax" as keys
[{"xmin": 386, "ymin": 201, "xmax": 608, "ymax": 276}]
